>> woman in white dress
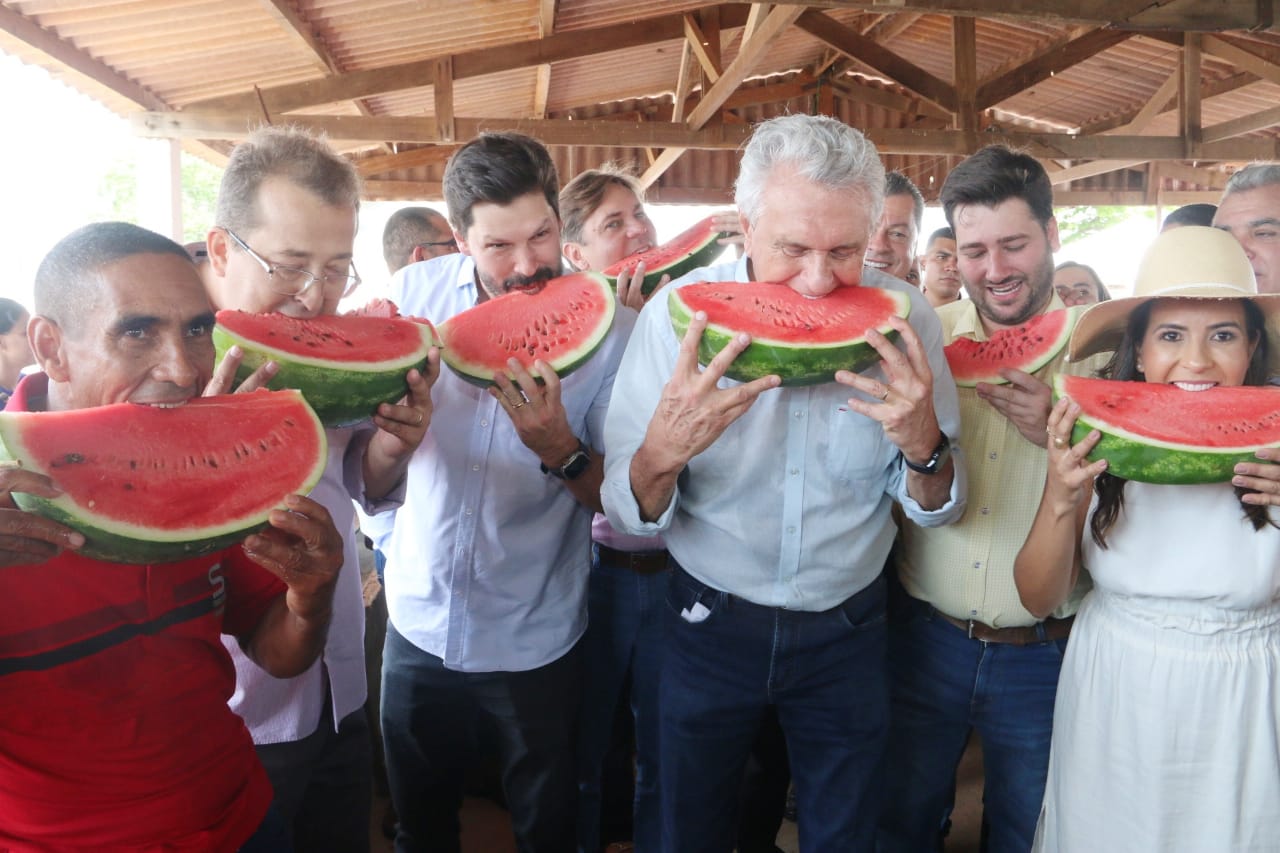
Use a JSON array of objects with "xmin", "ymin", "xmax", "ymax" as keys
[{"xmin": 1015, "ymin": 226, "xmax": 1280, "ymax": 852}]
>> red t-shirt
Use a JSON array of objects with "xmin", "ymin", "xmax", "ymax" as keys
[{"xmin": 0, "ymin": 375, "xmax": 288, "ymax": 851}]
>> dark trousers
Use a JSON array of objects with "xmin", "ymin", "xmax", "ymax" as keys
[
  {"xmin": 660, "ymin": 566, "xmax": 889, "ymax": 853},
  {"xmin": 382, "ymin": 620, "xmax": 582, "ymax": 853}
]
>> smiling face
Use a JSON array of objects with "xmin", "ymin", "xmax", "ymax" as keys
[
  {"xmin": 953, "ymin": 198, "xmax": 1059, "ymax": 332},
  {"xmin": 39, "ymin": 252, "xmax": 216, "ymax": 412},
  {"xmin": 1137, "ymin": 298, "xmax": 1257, "ymax": 389},
  {"xmin": 1053, "ymin": 267, "xmax": 1103, "ymax": 307},
  {"xmin": 563, "ymin": 182, "xmax": 658, "ymax": 271},
  {"xmin": 456, "ymin": 191, "xmax": 564, "ymax": 301},
  {"xmin": 741, "ymin": 168, "xmax": 873, "ymax": 298},
  {"xmin": 864, "ymin": 192, "xmax": 917, "ymax": 281},
  {"xmin": 1213, "ymin": 184, "xmax": 1280, "ymax": 296}
]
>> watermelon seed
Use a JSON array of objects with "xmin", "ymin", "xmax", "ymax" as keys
[{"xmin": 122, "ymin": 483, "xmax": 134, "ymax": 491}]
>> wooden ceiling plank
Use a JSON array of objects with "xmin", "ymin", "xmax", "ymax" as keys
[
  {"xmin": 795, "ymin": 9, "xmax": 957, "ymax": 112},
  {"xmin": 1112, "ymin": 69, "xmax": 1179, "ymax": 134},
  {"xmin": 683, "ymin": 13, "xmax": 722, "ymax": 83},
  {"xmin": 254, "ymin": 0, "xmax": 339, "ymax": 75},
  {"xmin": 953, "ymin": 16, "xmax": 977, "ymax": 132},
  {"xmin": 1201, "ymin": 35, "xmax": 1280, "ymax": 89},
  {"xmin": 1047, "ymin": 159, "xmax": 1147, "ymax": 186},
  {"xmin": 1079, "ymin": 70, "xmax": 1257, "ymax": 135},
  {"xmin": 1180, "ymin": 34, "xmax": 1201, "ymax": 148},
  {"xmin": 531, "ymin": 0, "xmax": 555, "ymax": 120},
  {"xmin": 975, "ymin": 28, "xmax": 1133, "ymax": 110},
  {"xmin": 1201, "ymin": 103, "xmax": 1280, "ymax": 144},
  {"xmin": 0, "ymin": 2, "xmax": 166, "ymax": 110},
  {"xmin": 355, "ymin": 145, "xmax": 460, "ymax": 177},
  {"xmin": 863, "ymin": 12, "xmax": 923, "ymax": 42},
  {"xmin": 186, "ymin": 5, "xmax": 752, "ymax": 115},
  {"xmin": 672, "ymin": 38, "xmax": 696, "ymax": 123},
  {"xmin": 640, "ymin": 2, "xmax": 804, "ymax": 188},
  {"xmin": 826, "ymin": 76, "xmax": 951, "ymax": 120},
  {"xmin": 1158, "ymin": 163, "xmax": 1229, "ymax": 189},
  {"xmin": 434, "ymin": 57, "xmax": 455, "ymax": 143},
  {"xmin": 768, "ymin": 0, "xmax": 1268, "ymax": 30}
]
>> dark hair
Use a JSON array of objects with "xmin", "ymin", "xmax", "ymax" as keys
[
  {"xmin": 35, "ymin": 222, "xmax": 191, "ymax": 333},
  {"xmin": 940, "ymin": 145, "xmax": 1054, "ymax": 230},
  {"xmin": 443, "ymin": 133, "xmax": 560, "ymax": 235},
  {"xmin": 0, "ymin": 299, "xmax": 29, "ymax": 335},
  {"xmin": 1054, "ymin": 260, "xmax": 1111, "ymax": 302},
  {"xmin": 926, "ymin": 225, "xmax": 955, "ymax": 247},
  {"xmin": 382, "ymin": 206, "xmax": 450, "ymax": 273},
  {"xmin": 1090, "ymin": 297, "xmax": 1275, "ymax": 546},
  {"xmin": 1161, "ymin": 203, "xmax": 1218, "ymax": 230},
  {"xmin": 559, "ymin": 164, "xmax": 645, "ymax": 245},
  {"xmin": 885, "ymin": 170, "xmax": 924, "ymax": 233}
]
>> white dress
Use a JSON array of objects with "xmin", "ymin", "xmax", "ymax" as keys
[{"xmin": 1033, "ymin": 482, "xmax": 1280, "ymax": 853}]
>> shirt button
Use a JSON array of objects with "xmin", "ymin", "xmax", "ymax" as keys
[
  {"xmin": 465, "ymin": 508, "xmax": 473, "ymax": 516},
  {"xmin": 790, "ymin": 467, "xmax": 799, "ymax": 475},
  {"xmin": 794, "ymin": 411, "xmax": 803, "ymax": 419},
  {"xmin": 471, "ymin": 464, "xmax": 480, "ymax": 472},
  {"xmin": 988, "ymin": 451, "xmax": 997, "ymax": 460},
  {"xmin": 980, "ymin": 507, "xmax": 990, "ymax": 515},
  {"xmin": 973, "ymin": 561, "xmax": 981, "ymax": 569},
  {"xmin": 786, "ymin": 525, "xmax": 796, "ymax": 534},
  {"xmin": 480, "ymin": 419, "xmax": 489, "ymax": 427}
]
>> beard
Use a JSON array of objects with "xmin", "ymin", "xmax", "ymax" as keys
[
  {"xmin": 477, "ymin": 265, "xmax": 561, "ymax": 302},
  {"xmin": 972, "ymin": 250, "xmax": 1056, "ymax": 328}
]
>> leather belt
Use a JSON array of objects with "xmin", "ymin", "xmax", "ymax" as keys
[
  {"xmin": 936, "ymin": 611, "xmax": 1074, "ymax": 645},
  {"xmin": 596, "ymin": 544, "xmax": 670, "ymax": 575}
]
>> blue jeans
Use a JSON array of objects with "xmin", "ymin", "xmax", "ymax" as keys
[
  {"xmin": 877, "ymin": 589, "xmax": 1067, "ymax": 853},
  {"xmin": 237, "ymin": 804, "xmax": 292, "ymax": 852},
  {"xmin": 381, "ymin": 621, "xmax": 580, "ymax": 853},
  {"xmin": 577, "ymin": 545, "xmax": 668, "ymax": 853},
  {"xmin": 660, "ymin": 565, "xmax": 889, "ymax": 853}
]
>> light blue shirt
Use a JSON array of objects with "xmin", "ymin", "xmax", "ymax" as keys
[
  {"xmin": 602, "ymin": 258, "xmax": 966, "ymax": 612},
  {"xmin": 385, "ymin": 253, "xmax": 635, "ymax": 672}
]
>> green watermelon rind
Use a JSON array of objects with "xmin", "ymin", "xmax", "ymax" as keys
[
  {"xmin": 1054, "ymin": 374, "xmax": 1280, "ymax": 485},
  {"xmin": 605, "ymin": 221, "xmax": 725, "ymax": 296},
  {"xmin": 212, "ymin": 322, "xmax": 435, "ymax": 428},
  {"xmin": 669, "ymin": 286, "xmax": 910, "ymax": 386},
  {"xmin": 440, "ymin": 273, "xmax": 617, "ymax": 387},
  {"xmin": 948, "ymin": 305, "xmax": 1085, "ymax": 388},
  {"xmin": 0, "ymin": 393, "xmax": 329, "ymax": 564}
]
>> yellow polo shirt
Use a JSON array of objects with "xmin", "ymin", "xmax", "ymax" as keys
[{"xmin": 898, "ymin": 296, "xmax": 1098, "ymax": 627}]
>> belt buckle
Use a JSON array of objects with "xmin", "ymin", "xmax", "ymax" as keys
[{"xmin": 967, "ymin": 619, "xmax": 976, "ymax": 640}]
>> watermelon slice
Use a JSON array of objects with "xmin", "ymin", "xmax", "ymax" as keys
[
  {"xmin": 438, "ymin": 271, "xmax": 616, "ymax": 385},
  {"xmin": 0, "ymin": 390, "xmax": 328, "ymax": 564},
  {"xmin": 603, "ymin": 215, "xmax": 726, "ymax": 296},
  {"xmin": 669, "ymin": 281, "xmax": 912, "ymax": 386},
  {"xmin": 945, "ymin": 306, "xmax": 1084, "ymax": 387},
  {"xmin": 213, "ymin": 310, "xmax": 438, "ymax": 428},
  {"xmin": 1057, "ymin": 374, "xmax": 1280, "ymax": 485}
]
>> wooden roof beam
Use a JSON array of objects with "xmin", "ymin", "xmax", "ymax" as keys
[
  {"xmin": 1180, "ymin": 34, "xmax": 1202, "ymax": 149},
  {"xmin": 1202, "ymin": 103, "xmax": 1280, "ymax": 144},
  {"xmin": 975, "ymin": 28, "xmax": 1133, "ymax": 110},
  {"xmin": 1079, "ymin": 70, "xmax": 1257, "ymax": 135},
  {"xmin": 187, "ymin": 4, "xmax": 752, "ymax": 115},
  {"xmin": 1201, "ymin": 34, "xmax": 1280, "ymax": 89},
  {"xmin": 863, "ymin": 12, "xmax": 923, "ymax": 42},
  {"xmin": 1048, "ymin": 159, "xmax": 1148, "ymax": 186},
  {"xmin": 770, "ymin": 0, "xmax": 1270, "ymax": 30},
  {"xmin": 795, "ymin": 9, "xmax": 957, "ymax": 112},
  {"xmin": 532, "ymin": 0, "xmax": 557, "ymax": 119},
  {"xmin": 640, "ymin": 3, "xmax": 805, "ymax": 188},
  {"xmin": 354, "ymin": 145, "xmax": 459, "ymax": 177},
  {"xmin": 683, "ymin": 13, "xmax": 723, "ymax": 83},
  {"xmin": 953, "ymin": 16, "xmax": 977, "ymax": 132}
]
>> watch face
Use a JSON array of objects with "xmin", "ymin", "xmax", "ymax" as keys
[{"xmin": 562, "ymin": 450, "xmax": 591, "ymax": 480}]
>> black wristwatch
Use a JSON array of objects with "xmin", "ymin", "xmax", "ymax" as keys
[
  {"xmin": 541, "ymin": 440, "xmax": 592, "ymax": 481},
  {"xmin": 901, "ymin": 434, "xmax": 951, "ymax": 476}
]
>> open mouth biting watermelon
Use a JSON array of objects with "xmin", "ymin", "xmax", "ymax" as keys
[
  {"xmin": 603, "ymin": 215, "xmax": 726, "ymax": 296},
  {"xmin": 213, "ymin": 310, "xmax": 438, "ymax": 428},
  {"xmin": 0, "ymin": 390, "xmax": 327, "ymax": 564},
  {"xmin": 1057, "ymin": 374, "xmax": 1280, "ymax": 484},
  {"xmin": 668, "ymin": 281, "xmax": 911, "ymax": 386},
  {"xmin": 438, "ymin": 271, "xmax": 616, "ymax": 385},
  {"xmin": 944, "ymin": 306, "xmax": 1084, "ymax": 387}
]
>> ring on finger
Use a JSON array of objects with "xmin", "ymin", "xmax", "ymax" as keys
[
  {"xmin": 1053, "ymin": 435, "xmax": 1067, "ymax": 449},
  {"xmin": 879, "ymin": 385, "xmax": 891, "ymax": 402},
  {"xmin": 414, "ymin": 412, "xmax": 424, "ymax": 426},
  {"xmin": 511, "ymin": 399, "xmax": 526, "ymax": 410}
]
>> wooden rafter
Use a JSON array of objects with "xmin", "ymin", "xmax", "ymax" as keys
[
  {"xmin": 1202, "ymin": 104, "xmax": 1280, "ymax": 143},
  {"xmin": 640, "ymin": 3, "xmax": 804, "ymax": 188},
  {"xmin": 863, "ymin": 12, "xmax": 923, "ymax": 42},
  {"xmin": 187, "ymin": 5, "xmax": 752, "ymax": 115},
  {"xmin": 672, "ymin": 39, "xmax": 696, "ymax": 124},
  {"xmin": 1080, "ymin": 70, "xmax": 1257, "ymax": 135},
  {"xmin": 953, "ymin": 16, "xmax": 977, "ymax": 132},
  {"xmin": 683, "ymin": 13, "xmax": 723, "ymax": 83},
  {"xmin": 433, "ymin": 57, "xmax": 455, "ymax": 143},
  {"xmin": 1108, "ymin": 69, "xmax": 1179, "ymax": 134},
  {"xmin": 1180, "ymin": 33, "xmax": 1201, "ymax": 147},
  {"xmin": 532, "ymin": 0, "xmax": 557, "ymax": 119},
  {"xmin": 795, "ymin": 9, "xmax": 958, "ymax": 112},
  {"xmin": 354, "ymin": 145, "xmax": 459, "ymax": 177},
  {"xmin": 975, "ymin": 28, "xmax": 1133, "ymax": 110},
  {"xmin": 1201, "ymin": 34, "xmax": 1280, "ymax": 89},
  {"xmin": 1048, "ymin": 159, "xmax": 1147, "ymax": 186}
]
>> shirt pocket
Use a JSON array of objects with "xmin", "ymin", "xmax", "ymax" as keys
[{"xmin": 823, "ymin": 403, "xmax": 891, "ymax": 484}]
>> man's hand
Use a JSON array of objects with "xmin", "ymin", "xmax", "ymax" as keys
[
  {"xmin": 1235, "ymin": 447, "xmax": 1280, "ymax": 505},
  {"xmin": 204, "ymin": 345, "xmax": 279, "ymax": 396},
  {"xmin": 0, "ymin": 467, "xmax": 84, "ymax": 567},
  {"xmin": 369, "ymin": 351, "xmax": 440, "ymax": 463},
  {"xmin": 242, "ymin": 494, "xmax": 342, "ymax": 619},
  {"xmin": 712, "ymin": 210, "xmax": 745, "ymax": 251},
  {"xmin": 975, "ymin": 368, "xmax": 1053, "ymax": 446},
  {"xmin": 615, "ymin": 261, "xmax": 670, "ymax": 312},
  {"xmin": 836, "ymin": 317, "xmax": 942, "ymax": 462},
  {"xmin": 491, "ymin": 358, "xmax": 581, "ymax": 465},
  {"xmin": 630, "ymin": 312, "xmax": 779, "ymax": 520}
]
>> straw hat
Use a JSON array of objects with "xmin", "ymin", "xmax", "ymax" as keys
[{"xmin": 1068, "ymin": 225, "xmax": 1280, "ymax": 367}]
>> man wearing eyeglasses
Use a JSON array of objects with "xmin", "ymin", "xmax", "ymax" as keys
[
  {"xmin": 382, "ymin": 206, "xmax": 457, "ymax": 275},
  {"xmin": 203, "ymin": 126, "xmax": 436, "ymax": 853}
]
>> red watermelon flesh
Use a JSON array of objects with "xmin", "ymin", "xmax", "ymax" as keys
[
  {"xmin": 439, "ymin": 271, "xmax": 616, "ymax": 385},
  {"xmin": 945, "ymin": 305, "xmax": 1083, "ymax": 387},
  {"xmin": 603, "ymin": 215, "xmax": 725, "ymax": 296},
  {"xmin": 0, "ymin": 390, "xmax": 328, "ymax": 563},
  {"xmin": 216, "ymin": 310, "xmax": 435, "ymax": 364}
]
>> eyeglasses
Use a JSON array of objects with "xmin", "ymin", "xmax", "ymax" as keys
[
  {"xmin": 417, "ymin": 239, "xmax": 458, "ymax": 253},
  {"xmin": 222, "ymin": 227, "xmax": 361, "ymax": 299}
]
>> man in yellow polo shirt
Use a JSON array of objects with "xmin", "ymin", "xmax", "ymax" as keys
[{"xmin": 878, "ymin": 146, "xmax": 1094, "ymax": 853}]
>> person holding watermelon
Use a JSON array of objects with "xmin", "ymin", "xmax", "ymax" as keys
[
  {"xmin": 202, "ymin": 126, "xmax": 436, "ymax": 853},
  {"xmin": 603, "ymin": 114, "xmax": 964, "ymax": 853},
  {"xmin": 1015, "ymin": 225, "xmax": 1280, "ymax": 850},
  {"xmin": 0, "ymin": 221, "xmax": 346, "ymax": 851}
]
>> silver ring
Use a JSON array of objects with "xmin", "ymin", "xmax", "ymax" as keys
[{"xmin": 879, "ymin": 386, "xmax": 890, "ymax": 402}]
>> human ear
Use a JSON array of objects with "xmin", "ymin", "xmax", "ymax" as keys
[{"xmin": 29, "ymin": 317, "xmax": 69, "ymax": 381}]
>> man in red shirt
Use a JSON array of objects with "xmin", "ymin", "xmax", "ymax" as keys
[{"xmin": 0, "ymin": 221, "xmax": 344, "ymax": 851}]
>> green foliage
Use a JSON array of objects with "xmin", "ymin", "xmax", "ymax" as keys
[
  {"xmin": 92, "ymin": 151, "xmax": 222, "ymax": 242},
  {"xmin": 1056, "ymin": 206, "xmax": 1156, "ymax": 245}
]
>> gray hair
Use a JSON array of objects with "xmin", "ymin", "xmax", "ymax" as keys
[
  {"xmin": 1223, "ymin": 163, "xmax": 1280, "ymax": 198},
  {"xmin": 215, "ymin": 125, "xmax": 361, "ymax": 234},
  {"xmin": 735, "ymin": 115, "xmax": 885, "ymax": 230}
]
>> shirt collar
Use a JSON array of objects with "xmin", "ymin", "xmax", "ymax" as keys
[{"xmin": 951, "ymin": 292, "xmax": 1068, "ymax": 342}]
